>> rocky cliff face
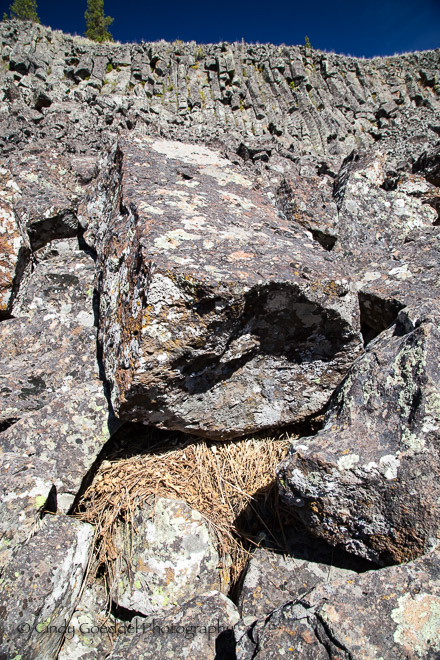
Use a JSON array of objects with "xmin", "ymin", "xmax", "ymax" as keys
[{"xmin": 1, "ymin": 19, "xmax": 440, "ymax": 659}]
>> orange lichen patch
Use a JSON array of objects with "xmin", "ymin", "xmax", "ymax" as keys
[{"xmin": 227, "ymin": 251, "xmax": 255, "ymax": 261}]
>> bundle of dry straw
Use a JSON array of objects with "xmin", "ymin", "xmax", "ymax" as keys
[{"xmin": 77, "ymin": 432, "xmax": 292, "ymax": 594}]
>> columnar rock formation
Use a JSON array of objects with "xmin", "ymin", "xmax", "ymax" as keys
[{"xmin": 1, "ymin": 18, "xmax": 440, "ymax": 659}]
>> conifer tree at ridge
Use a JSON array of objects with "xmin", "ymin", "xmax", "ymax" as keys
[
  {"xmin": 8, "ymin": 0, "xmax": 40, "ymax": 22},
  {"xmin": 85, "ymin": 0, "xmax": 114, "ymax": 43}
]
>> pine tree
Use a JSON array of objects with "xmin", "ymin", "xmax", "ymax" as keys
[
  {"xmin": 85, "ymin": 0, "xmax": 114, "ymax": 43},
  {"xmin": 8, "ymin": 0, "xmax": 40, "ymax": 22}
]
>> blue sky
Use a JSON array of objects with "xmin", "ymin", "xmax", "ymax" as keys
[{"xmin": 2, "ymin": 0, "xmax": 440, "ymax": 57}]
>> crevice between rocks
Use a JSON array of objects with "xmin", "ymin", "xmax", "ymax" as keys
[
  {"xmin": 315, "ymin": 611, "xmax": 354, "ymax": 659},
  {"xmin": 26, "ymin": 211, "xmax": 79, "ymax": 252},
  {"xmin": 358, "ymin": 290, "xmax": 404, "ymax": 346},
  {"xmin": 215, "ymin": 629, "xmax": 237, "ymax": 659},
  {"xmin": 0, "ymin": 418, "xmax": 19, "ymax": 434}
]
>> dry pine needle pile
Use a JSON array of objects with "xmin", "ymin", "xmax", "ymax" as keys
[{"xmin": 77, "ymin": 433, "xmax": 291, "ymax": 592}]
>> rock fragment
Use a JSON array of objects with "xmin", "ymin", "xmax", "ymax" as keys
[
  {"xmin": 58, "ymin": 581, "xmax": 116, "ymax": 660},
  {"xmin": 0, "ymin": 515, "xmax": 93, "ymax": 660},
  {"xmin": 108, "ymin": 591, "xmax": 239, "ymax": 660},
  {"xmin": 278, "ymin": 306, "xmax": 440, "ymax": 565},
  {"xmin": 0, "ymin": 452, "xmax": 58, "ymax": 568},
  {"xmin": 0, "ymin": 165, "xmax": 30, "ymax": 318}
]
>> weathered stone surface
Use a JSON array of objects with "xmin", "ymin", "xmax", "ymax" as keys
[
  {"xmin": 0, "ymin": 314, "xmax": 96, "ymax": 422},
  {"xmin": 235, "ymin": 602, "xmax": 330, "ymax": 660},
  {"xmin": 236, "ymin": 547, "xmax": 440, "ymax": 659},
  {"xmin": 1, "ymin": 21, "xmax": 439, "ymax": 163},
  {"xmin": 92, "ymin": 136, "xmax": 362, "ymax": 438},
  {"xmin": 58, "ymin": 581, "xmax": 116, "ymax": 659},
  {"xmin": 0, "ymin": 452, "xmax": 58, "ymax": 568},
  {"xmin": 0, "ymin": 515, "xmax": 93, "ymax": 660},
  {"xmin": 332, "ymin": 153, "xmax": 440, "ymax": 323},
  {"xmin": 238, "ymin": 535, "xmax": 366, "ymax": 625},
  {"xmin": 0, "ymin": 240, "xmax": 98, "ymax": 423},
  {"xmin": 0, "ymin": 384, "xmax": 118, "ymax": 511},
  {"xmin": 108, "ymin": 591, "xmax": 239, "ymax": 660},
  {"xmin": 0, "ymin": 165, "xmax": 30, "ymax": 318},
  {"xmin": 114, "ymin": 497, "xmax": 223, "ymax": 615},
  {"xmin": 12, "ymin": 237, "xmax": 96, "ymax": 321},
  {"xmin": 7, "ymin": 150, "xmax": 87, "ymax": 250},
  {"xmin": 278, "ymin": 305, "xmax": 440, "ymax": 565},
  {"xmin": 276, "ymin": 171, "xmax": 339, "ymax": 250}
]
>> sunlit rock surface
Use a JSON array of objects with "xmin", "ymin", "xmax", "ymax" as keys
[{"xmin": 0, "ymin": 18, "xmax": 440, "ymax": 660}]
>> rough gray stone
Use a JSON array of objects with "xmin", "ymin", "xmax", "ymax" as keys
[
  {"xmin": 238, "ymin": 536, "xmax": 366, "ymax": 625},
  {"xmin": 0, "ymin": 164, "xmax": 30, "ymax": 318},
  {"xmin": 91, "ymin": 136, "xmax": 362, "ymax": 438},
  {"xmin": 278, "ymin": 305, "xmax": 440, "ymax": 565},
  {"xmin": 0, "ymin": 384, "xmax": 119, "ymax": 512},
  {"xmin": 0, "ymin": 452, "xmax": 58, "ymax": 568},
  {"xmin": 58, "ymin": 581, "xmax": 116, "ymax": 660},
  {"xmin": 114, "ymin": 498, "xmax": 224, "ymax": 615},
  {"xmin": 7, "ymin": 150, "xmax": 86, "ymax": 250},
  {"xmin": 108, "ymin": 591, "xmax": 239, "ymax": 660},
  {"xmin": 236, "ymin": 546, "xmax": 440, "ymax": 659},
  {"xmin": 0, "ymin": 19, "xmax": 440, "ymax": 660}
]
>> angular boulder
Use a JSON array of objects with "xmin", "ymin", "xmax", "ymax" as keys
[
  {"xmin": 332, "ymin": 152, "xmax": 440, "ymax": 333},
  {"xmin": 0, "ymin": 452, "xmax": 58, "ymax": 568},
  {"xmin": 87, "ymin": 136, "xmax": 362, "ymax": 438},
  {"xmin": 278, "ymin": 305, "xmax": 440, "ymax": 565},
  {"xmin": 0, "ymin": 384, "xmax": 118, "ymax": 512},
  {"xmin": 8, "ymin": 149, "xmax": 86, "ymax": 250},
  {"xmin": 0, "ymin": 515, "xmax": 93, "ymax": 660},
  {"xmin": 238, "ymin": 537, "xmax": 366, "ymax": 625},
  {"xmin": 0, "ymin": 241, "xmax": 99, "ymax": 424}
]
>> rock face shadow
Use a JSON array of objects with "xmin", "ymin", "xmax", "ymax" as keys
[{"xmin": 173, "ymin": 282, "xmax": 355, "ymax": 397}]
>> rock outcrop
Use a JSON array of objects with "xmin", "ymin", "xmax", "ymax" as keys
[
  {"xmin": 85, "ymin": 136, "xmax": 362, "ymax": 438},
  {"xmin": 1, "ymin": 17, "xmax": 440, "ymax": 660},
  {"xmin": 278, "ymin": 305, "xmax": 440, "ymax": 566}
]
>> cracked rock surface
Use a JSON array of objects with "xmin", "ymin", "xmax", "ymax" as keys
[
  {"xmin": 278, "ymin": 305, "xmax": 440, "ymax": 565},
  {"xmin": 235, "ymin": 548, "xmax": 440, "ymax": 659},
  {"xmin": 88, "ymin": 136, "xmax": 362, "ymax": 438}
]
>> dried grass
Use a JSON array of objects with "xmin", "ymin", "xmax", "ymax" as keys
[{"xmin": 76, "ymin": 431, "xmax": 292, "ymax": 599}]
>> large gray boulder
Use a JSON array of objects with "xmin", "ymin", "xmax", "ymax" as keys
[{"xmin": 85, "ymin": 136, "xmax": 362, "ymax": 438}]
